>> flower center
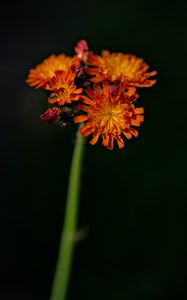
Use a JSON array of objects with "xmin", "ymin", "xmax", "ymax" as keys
[
  {"xmin": 91, "ymin": 102, "xmax": 129, "ymax": 134},
  {"xmin": 60, "ymin": 85, "xmax": 72, "ymax": 99}
]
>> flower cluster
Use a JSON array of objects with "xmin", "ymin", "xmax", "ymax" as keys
[{"xmin": 26, "ymin": 40, "xmax": 157, "ymax": 150}]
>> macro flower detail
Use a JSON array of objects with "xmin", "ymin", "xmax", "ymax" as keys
[
  {"xmin": 26, "ymin": 54, "xmax": 80, "ymax": 89},
  {"xmin": 87, "ymin": 50, "xmax": 157, "ymax": 87},
  {"xmin": 26, "ymin": 39, "xmax": 157, "ymax": 150},
  {"xmin": 74, "ymin": 81, "xmax": 144, "ymax": 150},
  {"xmin": 47, "ymin": 70, "xmax": 83, "ymax": 105}
]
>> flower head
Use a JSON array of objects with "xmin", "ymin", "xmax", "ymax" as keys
[
  {"xmin": 26, "ymin": 54, "xmax": 80, "ymax": 89},
  {"xmin": 87, "ymin": 50, "xmax": 157, "ymax": 87},
  {"xmin": 47, "ymin": 70, "xmax": 83, "ymax": 106},
  {"xmin": 74, "ymin": 81, "xmax": 144, "ymax": 150}
]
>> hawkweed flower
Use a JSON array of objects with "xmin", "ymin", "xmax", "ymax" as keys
[
  {"xmin": 47, "ymin": 70, "xmax": 83, "ymax": 105},
  {"xmin": 26, "ymin": 54, "xmax": 80, "ymax": 89},
  {"xmin": 74, "ymin": 81, "xmax": 144, "ymax": 150},
  {"xmin": 87, "ymin": 50, "xmax": 157, "ymax": 87}
]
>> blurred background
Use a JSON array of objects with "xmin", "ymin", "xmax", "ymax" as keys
[{"xmin": 1, "ymin": 0, "xmax": 187, "ymax": 299}]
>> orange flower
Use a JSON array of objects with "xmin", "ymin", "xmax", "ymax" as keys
[
  {"xmin": 87, "ymin": 50, "xmax": 157, "ymax": 87},
  {"xmin": 26, "ymin": 54, "xmax": 80, "ymax": 89},
  {"xmin": 48, "ymin": 70, "xmax": 83, "ymax": 106},
  {"xmin": 74, "ymin": 82, "xmax": 144, "ymax": 150}
]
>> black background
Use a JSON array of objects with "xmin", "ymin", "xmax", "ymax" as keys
[{"xmin": 1, "ymin": 0, "xmax": 187, "ymax": 299}]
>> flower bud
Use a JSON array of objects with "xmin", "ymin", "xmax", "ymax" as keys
[
  {"xmin": 40, "ymin": 107, "xmax": 62, "ymax": 124},
  {"xmin": 75, "ymin": 40, "xmax": 89, "ymax": 63}
]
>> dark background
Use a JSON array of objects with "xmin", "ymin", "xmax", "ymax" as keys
[{"xmin": 1, "ymin": 0, "xmax": 187, "ymax": 299}]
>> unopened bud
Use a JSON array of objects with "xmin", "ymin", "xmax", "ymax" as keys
[
  {"xmin": 75, "ymin": 39, "xmax": 89, "ymax": 63},
  {"xmin": 40, "ymin": 107, "xmax": 62, "ymax": 124}
]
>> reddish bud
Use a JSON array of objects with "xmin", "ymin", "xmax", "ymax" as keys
[
  {"xmin": 75, "ymin": 40, "xmax": 89, "ymax": 63},
  {"xmin": 40, "ymin": 107, "xmax": 61, "ymax": 124}
]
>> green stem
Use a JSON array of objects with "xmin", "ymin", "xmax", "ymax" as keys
[{"xmin": 50, "ymin": 127, "xmax": 85, "ymax": 300}]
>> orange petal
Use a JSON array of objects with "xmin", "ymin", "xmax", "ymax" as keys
[
  {"xmin": 80, "ymin": 123, "xmax": 94, "ymax": 137},
  {"xmin": 102, "ymin": 81, "xmax": 109, "ymax": 97},
  {"xmin": 48, "ymin": 97, "xmax": 59, "ymax": 104},
  {"xmin": 80, "ymin": 95, "xmax": 94, "ymax": 105},
  {"xmin": 126, "ymin": 87, "xmax": 136, "ymax": 97},
  {"xmin": 116, "ymin": 136, "xmax": 124, "ymax": 148},
  {"xmin": 136, "ymin": 115, "xmax": 144, "ymax": 122},
  {"xmin": 74, "ymin": 88, "xmax": 83, "ymax": 94},
  {"xmin": 131, "ymin": 119, "xmax": 141, "ymax": 126},
  {"xmin": 123, "ymin": 131, "xmax": 132, "ymax": 139},
  {"xmin": 90, "ymin": 75, "xmax": 106, "ymax": 83},
  {"xmin": 134, "ymin": 107, "xmax": 144, "ymax": 114},
  {"xmin": 102, "ymin": 134, "xmax": 109, "ymax": 147},
  {"xmin": 86, "ymin": 68, "xmax": 97, "ymax": 75},
  {"xmin": 58, "ymin": 99, "xmax": 66, "ymax": 105},
  {"xmin": 71, "ymin": 95, "xmax": 80, "ymax": 100},
  {"xmin": 146, "ymin": 70, "xmax": 157, "ymax": 76},
  {"xmin": 77, "ymin": 104, "xmax": 90, "ymax": 112},
  {"xmin": 130, "ymin": 127, "xmax": 138, "ymax": 137},
  {"xmin": 89, "ymin": 131, "xmax": 100, "ymax": 145},
  {"xmin": 86, "ymin": 88, "xmax": 99, "ymax": 101},
  {"xmin": 74, "ymin": 115, "xmax": 88, "ymax": 123},
  {"xmin": 108, "ymin": 136, "xmax": 114, "ymax": 150}
]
